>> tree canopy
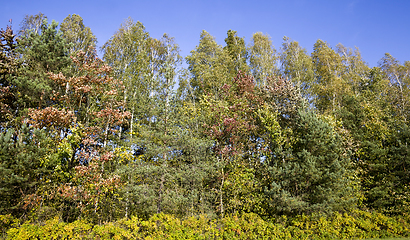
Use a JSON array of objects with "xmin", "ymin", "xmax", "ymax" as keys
[{"xmin": 1, "ymin": 13, "xmax": 410, "ymax": 239}]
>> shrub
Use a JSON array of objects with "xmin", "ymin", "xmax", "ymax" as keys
[{"xmin": 3, "ymin": 210, "xmax": 410, "ymax": 239}]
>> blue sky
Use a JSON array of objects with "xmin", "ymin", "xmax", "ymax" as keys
[{"xmin": 2, "ymin": 0, "xmax": 409, "ymax": 67}]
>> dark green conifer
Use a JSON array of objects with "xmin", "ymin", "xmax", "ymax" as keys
[
  {"xmin": 14, "ymin": 18, "xmax": 71, "ymax": 109},
  {"xmin": 0, "ymin": 125, "xmax": 50, "ymax": 216},
  {"xmin": 0, "ymin": 25, "xmax": 18, "ymax": 126},
  {"xmin": 265, "ymin": 110, "xmax": 355, "ymax": 216}
]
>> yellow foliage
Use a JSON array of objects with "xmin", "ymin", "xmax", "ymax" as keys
[{"xmin": 4, "ymin": 210, "xmax": 410, "ymax": 239}]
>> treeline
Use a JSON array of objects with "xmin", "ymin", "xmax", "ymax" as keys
[{"xmin": 1, "ymin": 12, "xmax": 410, "ymax": 238}]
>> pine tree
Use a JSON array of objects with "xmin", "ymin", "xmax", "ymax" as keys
[
  {"xmin": 14, "ymin": 18, "xmax": 71, "ymax": 109},
  {"xmin": 263, "ymin": 109, "xmax": 355, "ymax": 216},
  {"xmin": 0, "ymin": 25, "xmax": 18, "ymax": 127},
  {"xmin": 0, "ymin": 125, "xmax": 51, "ymax": 216},
  {"xmin": 116, "ymin": 34, "xmax": 217, "ymax": 218}
]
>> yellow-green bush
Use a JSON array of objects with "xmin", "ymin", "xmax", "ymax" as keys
[
  {"xmin": 3, "ymin": 210, "xmax": 410, "ymax": 239},
  {"xmin": 0, "ymin": 214, "xmax": 19, "ymax": 238},
  {"xmin": 5, "ymin": 217, "xmax": 92, "ymax": 240}
]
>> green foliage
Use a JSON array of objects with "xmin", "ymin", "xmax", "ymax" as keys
[
  {"xmin": 336, "ymin": 85, "xmax": 410, "ymax": 214},
  {"xmin": 104, "ymin": 19, "xmax": 216, "ymax": 219},
  {"xmin": 0, "ymin": 125, "xmax": 52, "ymax": 216},
  {"xmin": 249, "ymin": 32, "xmax": 278, "ymax": 87},
  {"xmin": 379, "ymin": 53, "xmax": 410, "ymax": 122},
  {"xmin": 311, "ymin": 39, "xmax": 350, "ymax": 113},
  {"xmin": 264, "ymin": 109, "xmax": 356, "ymax": 216},
  {"xmin": 5, "ymin": 217, "xmax": 92, "ymax": 240},
  {"xmin": 3, "ymin": 12, "xmax": 410, "ymax": 237},
  {"xmin": 0, "ymin": 25, "xmax": 19, "ymax": 126},
  {"xmin": 18, "ymin": 12, "xmax": 47, "ymax": 37},
  {"xmin": 224, "ymin": 30, "xmax": 249, "ymax": 73},
  {"xmin": 102, "ymin": 18, "xmax": 152, "ymax": 137},
  {"xmin": 279, "ymin": 36, "xmax": 314, "ymax": 99},
  {"xmin": 60, "ymin": 14, "xmax": 97, "ymax": 55},
  {"xmin": 184, "ymin": 30, "xmax": 235, "ymax": 99},
  {"xmin": 118, "ymin": 97, "xmax": 217, "ymax": 219},
  {"xmin": 14, "ymin": 18, "xmax": 71, "ymax": 109},
  {"xmin": 0, "ymin": 214, "xmax": 19, "ymax": 238}
]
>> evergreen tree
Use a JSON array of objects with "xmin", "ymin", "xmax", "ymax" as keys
[
  {"xmin": 14, "ymin": 18, "xmax": 71, "ymax": 109},
  {"xmin": 116, "ymin": 34, "xmax": 217, "ymax": 218},
  {"xmin": 0, "ymin": 25, "xmax": 18, "ymax": 127},
  {"xmin": 336, "ymin": 68, "xmax": 410, "ymax": 214},
  {"xmin": 386, "ymin": 122, "xmax": 410, "ymax": 213},
  {"xmin": 0, "ymin": 125, "xmax": 51, "ymax": 216},
  {"xmin": 264, "ymin": 109, "xmax": 355, "ymax": 216},
  {"xmin": 119, "ymin": 97, "xmax": 217, "ymax": 218}
]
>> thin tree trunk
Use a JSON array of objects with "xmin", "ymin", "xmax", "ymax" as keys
[
  {"xmin": 103, "ymin": 115, "xmax": 111, "ymax": 148},
  {"xmin": 157, "ymin": 173, "xmax": 164, "ymax": 214},
  {"xmin": 220, "ymin": 167, "xmax": 224, "ymax": 218}
]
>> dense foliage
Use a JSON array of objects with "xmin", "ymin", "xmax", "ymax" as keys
[
  {"xmin": 1, "ymin": 12, "xmax": 410, "ymax": 238},
  {"xmin": 3, "ymin": 211, "xmax": 410, "ymax": 239}
]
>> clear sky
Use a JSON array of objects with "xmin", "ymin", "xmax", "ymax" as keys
[{"xmin": 2, "ymin": 0, "xmax": 409, "ymax": 67}]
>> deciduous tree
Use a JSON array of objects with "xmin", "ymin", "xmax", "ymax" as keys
[
  {"xmin": 249, "ymin": 32, "xmax": 278, "ymax": 87},
  {"xmin": 60, "ymin": 14, "xmax": 97, "ymax": 56},
  {"xmin": 185, "ymin": 30, "xmax": 234, "ymax": 99}
]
